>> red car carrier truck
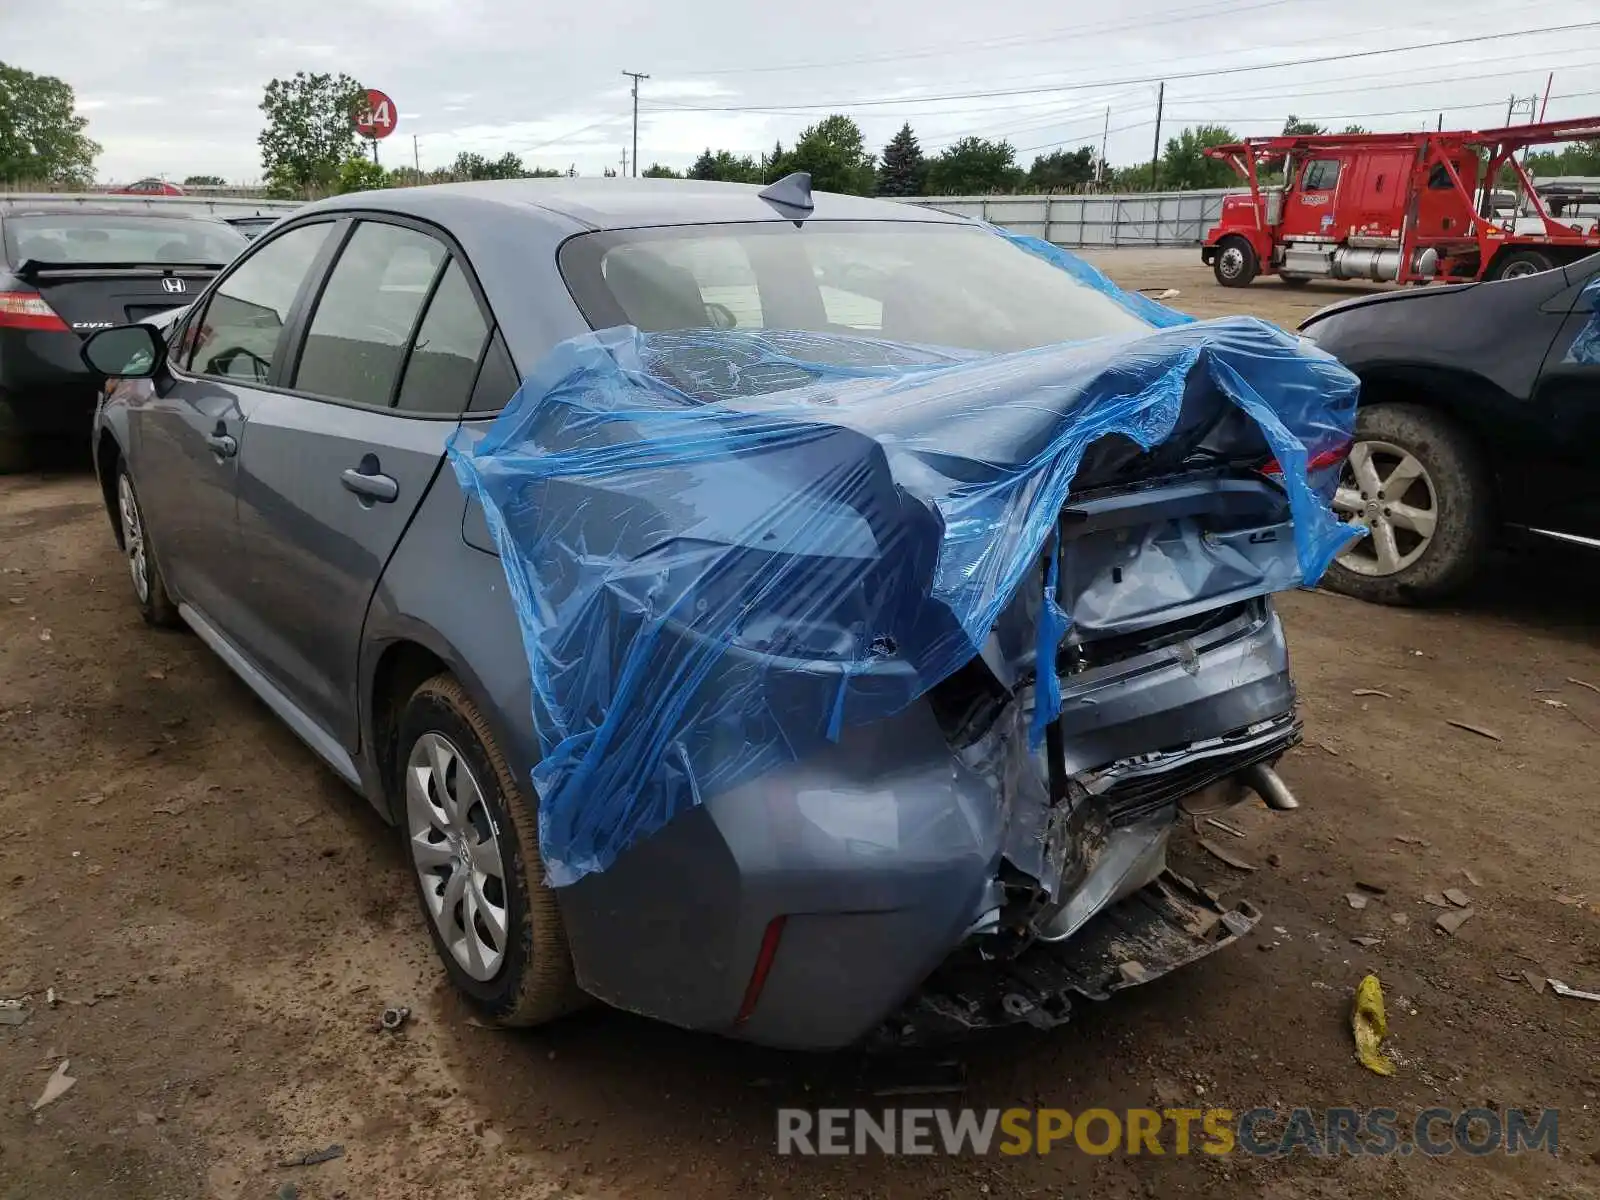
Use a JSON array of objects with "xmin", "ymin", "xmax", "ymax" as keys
[{"xmin": 1200, "ymin": 117, "xmax": 1600, "ymax": 287}]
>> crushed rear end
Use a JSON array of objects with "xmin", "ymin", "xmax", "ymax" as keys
[{"xmin": 451, "ymin": 278, "xmax": 1359, "ymax": 1050}]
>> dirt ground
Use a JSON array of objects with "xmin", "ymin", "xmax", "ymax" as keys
[{"xmin": 2, "ymin": 250, "xmax": 1598, "ymax": 1200}]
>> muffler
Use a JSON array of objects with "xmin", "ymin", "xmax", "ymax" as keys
[{"xmin": 1239, "ymin": 762, "xmax": 1299, "ymax": 810}]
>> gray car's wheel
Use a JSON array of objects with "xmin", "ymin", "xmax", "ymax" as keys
[
  {"xmin": 1322, "ymin": 404, "xmax": 1493, "ymax": 605},
  {"xmin": 116, "ymin": 466, "xmax": 182, "ymax": 628},
  {"xmin": 398, "ymin": 674, "xmax": 584, "ymax": 1025}
]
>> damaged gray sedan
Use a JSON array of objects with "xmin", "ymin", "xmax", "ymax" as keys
[{"xmin": 85, "ymin": 175, "xmax": 1357, "ymax": 1051}]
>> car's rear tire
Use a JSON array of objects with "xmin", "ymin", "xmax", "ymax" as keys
[
  {"xmin": 1487, "ymin": 248, "xmax": 1555, "ymax": 281},
  {"xmin": 397, "ymin": 674, "xmax": 584, "ymax": 1026},
  {"xmin": 116, "ymin": 466, "xmax": 182, "ymax": 628},
  {"xmin": 1322, "ymin": 403, "xmax": 1493, "ymax": 605},
  {"xmin": 1212, "ymin": 236, "xmax": 1259, "ymax": 287},
  {"xmin": 0, "ymin": 398, "xmax": 28, "ymax": 474}
]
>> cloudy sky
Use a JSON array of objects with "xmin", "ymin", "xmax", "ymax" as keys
[{"xmin": 3, "ymin": 0, "xmax": 1597, "ymax": 184}]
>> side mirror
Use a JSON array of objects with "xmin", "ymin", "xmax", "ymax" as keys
[{"xmin": 82, "ymin": 324, "xmax": 165, "ymax": 378}]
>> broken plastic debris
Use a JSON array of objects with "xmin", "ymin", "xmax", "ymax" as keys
[
  {"xmin": 1394, "ymin": 834, "xmax": 1429, "ymax": 847},
  {"xmin": 277, "ymin": 1145, "xmax": 346, "ymax": 1168},
  {"xmin": 1345, "ymin": 893, "xmax": 1369, "ymax": 910},
  {"xmin": 1462, "ymin": 868, "xmax": 1482, "ymax": 887},
  {"xmin": 30, "ymin": 1059, "xmax": 76, "ymax": 1111},
  {"xmin": 1435, "ymin": 907, "xmax": 1474, "ymax": 936},
  {"xmin": 1352, "ymin": 974, "xmax": 1396, "ymax": 1076},
  {"xmin": 1443, "ymin": 888, "xmax": 1471, "ymax": 908},
  {"xmin": 1446, "ymin": 719, "xmax": 1502, "ymax": 742},
  {"xmin": 1352, "ymin": 688, "xmax": 1393, "ymax": 698},
  {"xmin": 0, "ymin": 998, "xmax": 29, "ymax": 1026},
  {"xmin": 1204, "ymin": 817, "xmax": 1246, "ymax": 838},
  {"xmin": 1352, "ymin": 936, "xmax": 1381, "ymax": 947},
  {"xmin": 1422, "ymin": 892, "xmax": 1451, "ymax": 907},
  {"xmin": 1199, "ymin": 840, "xmax": 1258, "ymax": 872},
  {"xmin": 1548, "ymin": 979, "xmax": 1600, "ymax": 1002},
  {"xmin": 1522, "ymin": 971, "xmax": 1548, "ymax": 995},
  {"xmin": 1568, "ymin": 677, "xmax": 1600, "ymax": 694}
]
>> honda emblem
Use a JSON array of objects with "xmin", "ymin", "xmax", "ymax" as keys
[{"xmin": 161, "ymin": 277, "xmax": 187, "ymax": 294}]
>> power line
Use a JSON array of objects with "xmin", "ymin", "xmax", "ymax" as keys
[{"xmin": 652, "ymin": 20, "xmax": 1600, "ymax": 113}]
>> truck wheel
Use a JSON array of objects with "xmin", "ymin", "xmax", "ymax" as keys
[
  {"xmin": 397, "ymin": 674, "xmax": 586, "ymax": 1026},
  {"xmin": 1212, "ymin": 237, "xmax": 1259, "ymax": 287},
  {"xmin": 1323, "ymin": 403, "xmax": 1493, "ymax": 606},
  {"xmin": 1488, "ymin": 249, "xmax": 1555, "ymax": 280}
]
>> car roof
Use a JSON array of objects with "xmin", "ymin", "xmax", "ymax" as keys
[
  {"xmin": 296, "ymin": 177, "xmax": 973, "ymax": 233},
  {"xmin": 0, "ymin": 205, "xmax": 232, "ymax": 225}
]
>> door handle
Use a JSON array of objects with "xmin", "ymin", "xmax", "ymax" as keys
[
  {"xmin": 204, "ymin": 431, "xmax": 237, "ymax": 458},
  {"xmin": 341, "ymin": 466, "xmax": 399, "ymax": 503}
]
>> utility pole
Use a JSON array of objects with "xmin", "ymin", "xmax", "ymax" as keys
[
  {"xmin": 1099, "ymin": 106, "xmax": 1110, "ymax": 186},
  {"xmin": 1436, "ymin": 113, "xmax": 1443, "ymax": 131},
  {"xmin": 621, "ymin": 147, "xmax": 629, "ymax": 177},
  {"xmin": 412, "ymin": 134, "xmax": 420, "ymax": 173},
  {"xmin": 1149, "ymin": 81, "xmax": 1164, "ymax": 190},
  {"xmin": 622, "ymin": 70, "xmax": 649, "ymax": 178}
]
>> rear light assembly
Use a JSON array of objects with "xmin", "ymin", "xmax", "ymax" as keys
[
  {"xmin": 1260, "ymin": 441, "xmax": 1351, "ymax": 479},
  {"xmin": 0, "ymin": 291, "xmax": 70, "ymax": 332},
  {"xmin": 733, "ymin": 915, "xmax": 788, "ymax": 1025}
]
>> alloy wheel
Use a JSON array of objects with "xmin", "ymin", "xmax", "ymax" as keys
[
  {"xmin": 405, "ymin": 732, "xmax": 510, "ymax": 982},
  {"xmin": 1332, "ymin": 439, "xmax": 1438, "ymax": 576},
  {"xmin": 117, "ymin": 474, "xmax": 150, "ymax": 604},
  {"xmin": 1219, "ymin": 246, "xmax": 1245, "ymax": 280}
]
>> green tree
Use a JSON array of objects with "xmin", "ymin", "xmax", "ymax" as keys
[
  {"xmin": 642, "ymin": 162, "xmax": 681, "ymax": 178},
  {"xmin": 336, "ymin": 154, "xmax": 387, "ymax": 193},
  {"xmin": 926, "ymin": 137, "xmax": 1023, "ymax": 195},
  {"xmin": 0, "ymin": 62, "xmax": 99, "ymax": 186},
  {"xmin": 1339, "ymin": 124, "xmax": 1370, "ymax": 136},
  {"xmin": 687, "ymin": 148, "xmax": 762, "ymax": 182},
  {"xmin": 182, "ymin": 173, "xmax": 225, "ymax": 186},
  {"xmin": 1026, "ymin": 146, "xmax": 1096, "ymax": 192},
  {"xmin": 1157, "ymin": 124, "xmax": 1238, "ymax": 189},
  {"xmin": 876, "ymin": 123, "xmax": 927, "ymax": 196},
  {"xmin": 1282, "ymin": 114, "xmax": 1325, "ymax": 136},
  {"xmin": 766, "ymin": 115, "xmax": 876, "ymax": 195},
  {"xmin": 258, "ymin": 71, "xmax": 365, "ymax": 198},
  {"xmin": 448, "ymin": 151, "xmax": 531, "ymax": 180}
]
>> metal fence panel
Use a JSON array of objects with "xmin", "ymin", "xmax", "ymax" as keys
[{"xmin": 902, "ymin": 190, "xmax": 1235, "ymax": 248}]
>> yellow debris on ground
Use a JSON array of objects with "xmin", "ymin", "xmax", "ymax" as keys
[{"xmin": 1353, "ymin": 973, "xmax": 1396, "ymax": 1076}]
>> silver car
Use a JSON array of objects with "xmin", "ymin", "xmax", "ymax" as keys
[{"xmin": 86, "ymin": 179, "xmax": 1312, "ymax": 1050}]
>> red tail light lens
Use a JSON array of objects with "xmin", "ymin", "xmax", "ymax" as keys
[
  {"xmin": 1261, "ymin": 441, "xmax": 1351, "ymax": 479},
  {"xmin": 0, "ymin": 291, "xmax": 70, "ymax": 332},
  {"xmin": 733, "ymin": 915, "xmax": 788, "ymax": 1025}
]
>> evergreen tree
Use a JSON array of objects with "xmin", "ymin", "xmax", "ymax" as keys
[{"xmin": 876, "ymin": 123, "xmax": 927, "ymax": 196}]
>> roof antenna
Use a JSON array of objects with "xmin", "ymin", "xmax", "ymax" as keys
[{"xmin": 758, "ymin": 171, "xmax": 814, "ymax": 225}]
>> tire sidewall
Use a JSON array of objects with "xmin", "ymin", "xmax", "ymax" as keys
[
  {"xmin": 396, "ymin": 683, "xmax": 539, "ymax": 1013},
  {"xmin": 1324, "ymin": 404, "xmax": 1490, "ymax": 604},
  {"xmin": 117, "ymin": 465, "xmax": 178, "ymax": 627}
]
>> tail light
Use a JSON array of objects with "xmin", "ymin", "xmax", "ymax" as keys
[
  {"xmin": 733, "ymin": 915, "xmax": 788, "ymax": 1025},
  {"xmin": 1260, "ymin": 441, "xmax": 1351, "ymax": 479},
  {"xmin": 0, "ymin": 291, "xmax": 70, "ymax": 332}
]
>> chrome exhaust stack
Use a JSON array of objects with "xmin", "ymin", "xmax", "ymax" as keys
[{"xmin": 1239, "ymin": 761, "xmax": 1299, "ymax": 810}]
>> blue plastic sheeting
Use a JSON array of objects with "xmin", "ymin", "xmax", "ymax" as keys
[
  {"xmin": 1567, "ymin": 279, "xmax": 1600, "ymax": 364},
  {"xmin": 451, "ymin": 318, "xmax": 1360, "ymax": 886}
]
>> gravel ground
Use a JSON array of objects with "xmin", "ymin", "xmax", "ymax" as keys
[{"xmin": 2, "ymin": 249, "xmax": 1598, "ymax": 1200}]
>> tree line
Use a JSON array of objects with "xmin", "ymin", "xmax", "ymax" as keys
[{"xmin": 6, "ymin": 61, "xmax": 1600, "ymax": 197}]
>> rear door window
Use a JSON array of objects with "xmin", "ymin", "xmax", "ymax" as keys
[
  {"xmin": 394, "ymin": 259, "xmax": 490, "ymax": 415},
  {"xmin": 293, "ymin": 221, "xmax": 445, "ymax": 407},
  {"xmin": 187, "ymin": 222, "xmax": 331, "ymax": 381}
]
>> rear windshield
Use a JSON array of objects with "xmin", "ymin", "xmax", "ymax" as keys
[
  {"xmin": 557, "ymin": 221, "xmax": 1150, "ymax": 354},
  {"xmin": 3, "ymin": 214, "xmax": 248, "ymax": 268}
]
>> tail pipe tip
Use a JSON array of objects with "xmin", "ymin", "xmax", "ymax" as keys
[{"xmin": 1241, "ymin": 761, "xmax": 1300, "ymax": 811}]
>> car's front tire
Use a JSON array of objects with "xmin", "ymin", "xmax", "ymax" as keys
[
  {"xmin": 116, "ymin": 465, "xmax": 182, "ymax": 628},
  {"xmin": 1323, "ymin": 403, "xmax": 1493, "ymax": 605},
  {"xmin": 397, "ymin": 674, "xmax": 584, "ymax": 1025}
]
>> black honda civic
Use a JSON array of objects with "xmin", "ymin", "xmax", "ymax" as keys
[{"xmin": 0, "ymin": 205, "xmax": 247, "ymax": 469}]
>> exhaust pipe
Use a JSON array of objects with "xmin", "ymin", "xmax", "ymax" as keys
[{"xmin": 1240, "ymin": 762, "xmax": 1299, "ymax": 811}]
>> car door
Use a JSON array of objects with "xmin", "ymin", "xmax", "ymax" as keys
[
  {"xmin": 1525, "ymin": 256, "xmax": 1600, "ymax": 542},
  {"xmin": 232, "ymin": 217, "xmax": 498, "ymax": 750},
  {"xmin": 131, "ymin": 220, "xmax": 338, "ymax": 630}
]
